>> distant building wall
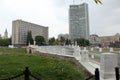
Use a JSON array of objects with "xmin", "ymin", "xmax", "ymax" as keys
[
  {"xmin": 12, "ymin": 20, "xmax": 48, "ymax": 46},
  {"xmin": 90, "ymin": 33, "xmax": 120, "ymax": 47}
]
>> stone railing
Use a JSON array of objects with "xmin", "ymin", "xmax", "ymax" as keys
[{"xmin": 27, "ymin": 45, "xmax": 119, "ymax": 80}]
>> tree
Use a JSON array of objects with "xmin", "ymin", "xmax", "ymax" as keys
[
  {"xmin": 74, "ymin": 38, "xmax": 90, "ymax": 46},
  {"xmin": 54, "ymin": 39, "xmax": 59, "ymax": 45},
  {"xmin": 59, "ymin": 37, "xmax": 65, "ymax": 45},
  {"xmin": 0, "ymin": 38, "xmax": 11, "ymax": 46},
  {"xmin": 65, "ymin": 39, "xmax": 71, "ymax": 45},
  {"xmin": 26, "ymin": 31, "xmax": 33, "ymax": 45},
  {"xmin": 49, "ymin": 37, "xmax": 56, "ymax": 45},
  {"xmin": 35, "ymin": 36, "xmax": 46, "ymax": 46}
]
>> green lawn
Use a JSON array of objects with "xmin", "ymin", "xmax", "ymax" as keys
[
  {"xmin": 0, "ymin": 54, "xmax": 84, "ymax": 80},
  {"xmin": 0, "ymin": 48, "xmax": 26, "ymax": 53},
  {"xmin": 89, "ymin": 48, "xmax": 120, "ymax": 53}
]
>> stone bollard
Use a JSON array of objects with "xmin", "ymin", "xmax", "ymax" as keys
[
  {"xmin": 110, "ymin": 47, "xmax": 114, "ymax": 52},
  {"xmin": 100, "ymin": 53, "xmax": 118, "ymax": 79}
]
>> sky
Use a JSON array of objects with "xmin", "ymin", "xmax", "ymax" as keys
[{"xmin": 0, "ymin": 0, "xmax": 120, "ymax": 38}]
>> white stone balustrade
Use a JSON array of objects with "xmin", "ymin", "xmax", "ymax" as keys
[{"xmin": 29, "ymin": 46, "xmax": 119, "ymax": 80}]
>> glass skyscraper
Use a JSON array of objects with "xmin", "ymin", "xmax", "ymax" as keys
[{"xmin": 69, "ymin": 3, "xmax": 89, "ymax": 41}]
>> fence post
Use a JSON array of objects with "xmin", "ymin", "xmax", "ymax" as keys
[
  {"xmin": 24, "ymin": 67, "xmax": 30, "ymax": 80},
  {"xmin": 95, "ymin": 68, "xmax": 100, "ymax": 80},
  {"xmin": 115, "ymin": 67, "xmax": 119, "ymax": 80}
]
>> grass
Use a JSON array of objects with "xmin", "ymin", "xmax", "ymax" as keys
[
  {"xmin": 0, "ymin": 48, "xmax": 26, "ymax": 53},
  {"xmin": 0, "ymin": 54, "xmax": 84, "ymax": 80},
  {"xmin": 89, "ymin": 48, "xmax": 120, "ymax": 53}
]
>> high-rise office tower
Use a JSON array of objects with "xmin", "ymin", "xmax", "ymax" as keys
[
  {"xmin": 12, "ymin": 19, "xmax": 48, "ymax": 46},
  {"xmin": 69, "ymin": 3, "xmax": 89, "ymax": 41}
]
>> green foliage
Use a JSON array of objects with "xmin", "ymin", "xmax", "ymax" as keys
[
  {"xmin": 35, "ymin": 36, "xmax": 46, "ymax": 46},
  {"xmin": 59, "ymin": 37, "xmax": 65, "ymax": 45},
  {"xmin": 60, "ymin": 37, "xmax": 65, "ymax": 43},
  {"xmin": 0, "ymin": 38, "xmax": 11, "ymax": 46},
  {"xmin": 26, "ymin": 31, "xmax": 33, "ymax": 45},
  {"xmin": 54, "ymin": 39, "xmax": 59, "ymax": 45},
  {"xmin": 48, "ymin": 38, "xmax": 60, "ymax": 45},
  {"xmin": 74, "ymin": 38, "xmax": 90, "ymax": 46},
  {"xmin": 49, "ymin": 38, "xmax": 61, "ymax": 45},
  {"xmin": 0, "ymin": 54, "xmax": 84, "ymax": 80},
  {"xmin": 65, "ymin": 39, "xmax": 71, "ymax": 45},
  {"xmin": 94, "ymin": 0, "xmax": 102, "ymax": 4},
  {"xmin": 49, "ymin": 37, "xmax": 56, "ymax": 45}
]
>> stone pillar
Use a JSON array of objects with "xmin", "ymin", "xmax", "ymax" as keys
[
  {"xmin": 72, "ymin": 45, "xmax": 74, "ymax": 48},
  {"xmin": 81, "ymin": 50, "xmax": 89, "ymax": 62},
  {"xmin": 100, "ymin": 53, "xmax": 118, "ymax": 79},
  {"xmin": 99, "ymin": 48, "xmax": 102, "ymax": 52},
  {"xmin": 118, "ymin": 53, "xmax": 120, "ymax": 67},
  {"xmin": 91, "ymin": 47, "xmax": 94, "ymax": 51},
  {"xmin": 29, "ymin": 42, "xmax": 30, "ymax": 46},
  {"xmin": 84, "ymin": 47, "xmax": 87, "ymax": 51},
  {"xmin": 34, "ymin": 40, "xmax": 36, "ymax": 46},
  {"xmin": 75, "ymin": 41, "xmax": 77, "ymax": 46},
  {"xmin": 69, "ymin": 44, "xmax": 71, "ymax": 47},
  {"xmin": 62, "ymin": 48, "xmax": 65, "ymax": 55},
  {"xmin": 74, "ymin": 46, "xmax": 80, "ymax": 57}
]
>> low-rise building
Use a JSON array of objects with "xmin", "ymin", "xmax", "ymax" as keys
[{"xmin": 89, "ymin": 34, "xmax": 101, "ymax": 46}]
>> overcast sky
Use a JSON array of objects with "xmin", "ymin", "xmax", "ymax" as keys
[{"xmin": 0, "ymin": 0, "xmax": 120, "ymax": 38}]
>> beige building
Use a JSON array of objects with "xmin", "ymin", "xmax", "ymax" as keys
[
  {"xmin": 12, "ymin": 20, "xmax": 48, "ymax": 46},
  {"xmin": 90, "ymin": 33, "xmax": 120, "ymax": 47},
  {"xmin": 98, "ymin": 33, "xmax": 120, "ymax": 47}
]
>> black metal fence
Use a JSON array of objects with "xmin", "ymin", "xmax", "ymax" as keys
[
  {"xmin": 0, "ymin": 67, "xmax": 41, "ymax": 80},
  {"xmin": 85, "ymin": 68, "xmax": 100, "ymax": 80},
  {"xmin": 1, "ymin": 67, "xmax": 120, "ymax": 80},
  {"xmin": 115, "ymin": 67, "xmax": 119, "ymax": 80},
  {"xmin": 86, "ymin": 67, "xmax": 120, "ymax": 80}
]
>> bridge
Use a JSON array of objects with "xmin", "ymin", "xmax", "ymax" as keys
[{"xmin": 27, "ymin": 45, "xmax": 119, "ymax": 80}]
